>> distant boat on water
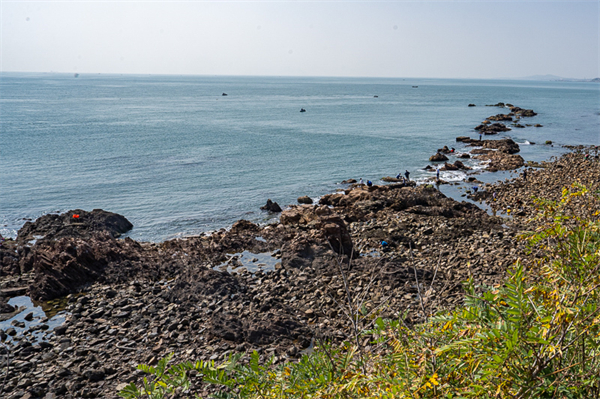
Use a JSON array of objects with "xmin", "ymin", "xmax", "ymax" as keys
[
  {"xmin": 412, "ymin": 86, "xmax": 418, "ymax": 88},
  {"xmin": 300, "ymin": 108, "xmax": 306, "ymax": 112},
  {"xmin": 74, "ymin": 73, "xmax": 79, "ymax": 78}
]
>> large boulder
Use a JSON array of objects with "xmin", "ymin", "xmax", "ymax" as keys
[
  {"xmin": 17, "ymin": 209, "xmax": 133, "ymax": 244},
  {"xmin": 260, "ymin": 199, "xmax": 282, "ymax": 213},
  {"xmin": 429, "ymin": 153, "xmax": 449, "ymax": 162},
  {"xmin": 483, "ymin": 138, "xmax": 520, "ymax": 154},
  {"xmin": 297, "ymin": 196, "xmax": 313, "ymax": 205},
  {"xmin": 280, "ymin": 206, "xmax": 353, "ymax": 256}
]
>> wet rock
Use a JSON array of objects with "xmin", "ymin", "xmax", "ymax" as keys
[
  {"xmin": 429, "ymin": 153, "xmax": 449, "ymax": 162},
  {"xmin": 297, "ymin": 196, "xmax": 313, "ymax": 205},
  {"xmin": 261, "ymin": 199, "xmax": 282, "ymax": 213}
]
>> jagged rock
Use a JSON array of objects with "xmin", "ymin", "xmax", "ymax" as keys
[{"xmin": 261, "ymin": 199, "xmax": 282, "ymax": 213}]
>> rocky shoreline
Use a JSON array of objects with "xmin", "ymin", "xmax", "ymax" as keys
[{"xmin": 1, "ymin": 104, "xmax": 598, "ymax": 398}]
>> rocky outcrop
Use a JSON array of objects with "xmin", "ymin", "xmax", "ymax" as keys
[
  {"xmin": 487, "ymin": 114, "xmax": 513, "ymax": 122},
  {"xmin": 474, "ymin": 122, "xmax": 511, "ymax": 134},
  {"xmin": 482, "ymin": 138, "xmax": 520, "ymax": 154},
  {"xmin": 16, "ymin": 209, "xmax": 132, "ymax": 244},
  {"xmin": 429, "ymin": 153, "xmax": 449, "ymax": 162},
  {"xmin": 297, "ymin": 196, "xmax": 313, "ymax": 205},
  {"xmin": 261, "ymin": 199, "xmax": 282, "ymax": 212},
  {"xmin": 475, "ymin": 153, "xmax": 524, "ymax": 171},
  {"xmin": 510, "ymin": 107, "xmax": 537, "ymax": 117},
  {"xmin": 441, "ymin": 160, "xmax": 470, "ymax": 171}
]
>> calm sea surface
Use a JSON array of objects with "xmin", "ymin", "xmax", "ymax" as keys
[{"xmin": 1, "ymin": 73, "xmax": 598, "ymax": 241}]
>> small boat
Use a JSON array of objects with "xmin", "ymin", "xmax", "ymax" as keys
[
  {"xmin": 300, "ymin": 108, "xmax": 306, "ymax": 113},
  {"xmin": 412, "ymin": 86, "xmax": 418, "ymax": 88},
  {"xmin": 222, "ymin": 93, "xmax": 228, "ymax": 96}
]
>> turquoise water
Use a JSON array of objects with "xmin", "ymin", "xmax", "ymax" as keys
[{"xmin": 1, "ymin": 73, "xmax": 598, "ymax": 241}]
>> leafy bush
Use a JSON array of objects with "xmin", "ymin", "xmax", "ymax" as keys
[{"xmin": 120, "ymin": 184, "xmax": 600, "ymax": 398}]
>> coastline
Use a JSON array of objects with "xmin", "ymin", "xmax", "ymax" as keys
[{"xmin": 1, "ymin": 119, "xmax": 599, "ymax": 397}]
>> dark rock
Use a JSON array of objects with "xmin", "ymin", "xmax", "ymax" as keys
[
  {"xmin": 261, "ymin": 199, "xmax": 282, "ymax": 213},
  {"xmin": 487, "ymin": 114, "xmax": 513, "ymax": 122},
  {"xmin": 475, "ymin": 123, "xmax": 511, "ymax": 134},
  {"xmin": 456, "ymin": 136, "xmax": 471, "ymax": 142},
  {"xmin": 54, "ymin": 325, "xmax": 68, "ymax": 335},
  {"xmin": 17, "ymin": 209, "xmax": 133, "ymax": 244},
  {"xmin": 429, "ymin": 153, "xmax": 449, "ymax": 162},
  {"xmin": 297, "ymin": 196, "xmax": 313, "ymax": 205},
  {"xmin": 468, "ymin": 104, "xmax": 476, "ymax": 107},
  {"xmin": 83, "ymin": 368, "xmax": 105, "ymax": 382},
  {"xmin": 341, "ymin": 179, "xmax": 357, "ymax": 184}
]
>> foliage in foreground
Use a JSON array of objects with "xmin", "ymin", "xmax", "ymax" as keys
[{"xmin": 119, "ymin": 184, "xmax": 600, "ymax": 398}]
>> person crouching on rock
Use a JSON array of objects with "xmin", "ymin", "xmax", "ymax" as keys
[{"xmin": 367, "ymin": 180, "xmax": 373, "ymax": 187}]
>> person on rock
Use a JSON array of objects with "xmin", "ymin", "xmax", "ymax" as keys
[
  {"xmin": 436, "ymin": 167, "xmax": 440, "ymax": 181},
  {"xmin": 367, "ymin": 180, "xmax": 373, "ymax": 187},
  {"xmin": 405, "ymin": 170, "xmax": 410, "ymax": 181},
  {"xmin": 523, "ymin": 169, "xmax": 527, "ymax": 181},
  {"xmin": 359, "ymin": 178, "xmax": 363, "ymax": 185}
]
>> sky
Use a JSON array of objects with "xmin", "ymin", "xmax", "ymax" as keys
[{"xmin": 1, "ymin": 0, "xmax": 598, "ymax": 79}]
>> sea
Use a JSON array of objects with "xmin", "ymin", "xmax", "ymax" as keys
[{"xmin": 1, "ymin": 73, "xmax": 598, "ymax": 242}]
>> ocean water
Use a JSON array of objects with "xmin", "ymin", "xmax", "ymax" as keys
[{"xmin": 1, "ymin": 73, "xmax": 598, "ymax": 242}]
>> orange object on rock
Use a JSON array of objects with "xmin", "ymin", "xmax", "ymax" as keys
[{"xmin": 73, "ymin": 214, "xmax": 80, "ymax": 219}]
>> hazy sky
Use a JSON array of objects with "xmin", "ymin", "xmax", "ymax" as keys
[{"xmin": 1, "ymin": 0, "xmax": 598, "ymax": 79}]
